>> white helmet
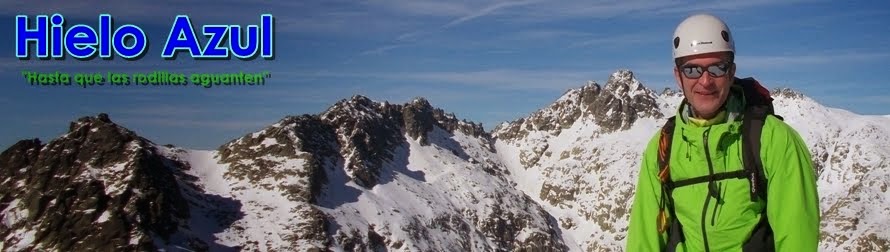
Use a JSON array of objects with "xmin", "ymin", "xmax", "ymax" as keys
[{"xmin": 672, "ymin": 14, "xmax": 734, "ymax": 59}]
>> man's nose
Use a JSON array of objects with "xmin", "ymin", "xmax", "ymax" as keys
[{"xmin": 697, "ymin": 72, "xmax": 714, "ymax": 86}]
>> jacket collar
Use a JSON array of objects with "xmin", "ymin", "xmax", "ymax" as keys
[{"xmin": 677, "ymin": 84, "xmax": 745, "ymax": 127}]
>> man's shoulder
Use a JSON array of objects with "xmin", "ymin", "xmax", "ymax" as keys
[
  {"xmin": 640, "ymin": 124, "xmax": 666, "ymax": 156},
  {"xmin": 760, "ymin": 114, "xmax": 809, "ymax": 147}
]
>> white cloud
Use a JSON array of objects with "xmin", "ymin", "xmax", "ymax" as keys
[
  {"xmin": 1, "ymin": 0, "xmax": 285, "ymax": 24},
  {"xmin": 508, "ymin": 1, "xmax": 680, "ymax": 20},
  {"xmin": 653, "ymin": 0, "xmax": 819, "ymax": 14},
  {"xmin": 360, "ymin": 45, "xmax": 403, "ymax": 56},
  {"xmin": 509, "ymin": 29, "xmax": 591, "ymax": 41},
  {"xmin": 324, "ymin": 69, "xmax": 603, "ymax": 90},
  {"xmin": 736, "ymin": 52, "xmax": 890, "ymax": 69},
  {"xmin": 442, "ymin": 0, "xmax": 538, "ymax": 28},
  {"xmin": 347, "ymin": 0, "xmax": 808, "ymax": 56},
  {"xmin": 365, "ymin": 0, "xmax": 472, "ymax": 17},
  {"xmin": 279, "ymin": 62, "xmax": 675, "ymax": 92},
  {"xmin": 569, "ymin": 30, "xmax": 662, "ymax": 48}
]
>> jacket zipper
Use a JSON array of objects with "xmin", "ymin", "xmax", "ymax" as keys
[{"xmin": 701, "ymin": 128, "xmax": 717, "ymax": 252}]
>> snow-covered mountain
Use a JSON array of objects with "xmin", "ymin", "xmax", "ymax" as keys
[
  {"xmin": 2, "ymin": 70, "xmax": 888, "ymax": 251},
  {"xmin": 493, "ymin": 70, "xmax": 890, "ymax": 251}
]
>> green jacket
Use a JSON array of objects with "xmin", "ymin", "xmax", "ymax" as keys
[{"xmin": 626, "ymin": 91, "xmax": 820, "ymax": 251}]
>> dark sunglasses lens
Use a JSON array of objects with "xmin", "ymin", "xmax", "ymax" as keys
[
  {"xmin": 707, "ymin": 64, "xmax": 727, "ymax": 77},
  {"xmin": 683, "ymin": 66, "xmax": 703, "ymax": 78}
]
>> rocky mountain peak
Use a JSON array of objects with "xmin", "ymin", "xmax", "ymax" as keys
[
  {"xmin": 218, "ymin": 115, "xmax": 335, "ymax": 203},
  {"xmin": 221, "ymin": 95, "xmax": 490, "ymax": 190},
  {"xmin": 771, "ymin": 87, "xmax": 806, "ymax": 99},
  {"xmin": 408, "ymin": 97, "xmax": 432, "ymax": 107},
  {"xmin": 494, "ymin": 70, "xmax": 663, "ymax": 141},
  {"xmin": 402, "ymin": 97, "xmax": 436, "ymax": 145},
  {"xmin": 0, "ymin": 114, "xmax": 193, "ymax": 251},
  {"xmin": 68, "ymin": 113, "xmax": 124, "ymax": 136},
  {"xmin": 659, "ymin": 82, "xmax": 807, "ymax": 102},
  {"xmin": 61, "ymin": 114, "xmax": 144, "ymax": 167},
  {"xmin": 2, "ymin": 76, "xmax": 888, "ymax": 251},
  {"xmin": 321, "ymin": 95, "xmax": 387, "ymax": 121},
  {"xmin": 605, "ymin": 70, "xmax": 643, "ymax": 96},
  {"xmin": 320, "ymin": 96, "xmax": 402, "ymax": 188},
  {"xmin": 660, "ymin": 87, "xmax": 681, "ymax": 97}
]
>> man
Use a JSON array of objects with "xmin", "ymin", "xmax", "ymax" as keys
[{"xmin": 626, "ymin": 14, "xmax": 820, "ymax": 251}]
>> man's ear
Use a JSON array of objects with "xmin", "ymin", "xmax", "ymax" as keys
[{"xmin": 729, "ymin": 62, "xmax": 737, "ymax": 79}]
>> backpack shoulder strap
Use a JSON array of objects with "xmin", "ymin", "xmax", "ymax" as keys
[
  {"xmin": 657, "ymin": 116, "xmax": 676, "ymax": 185},
  {"xmin": 656, "ymin": 116, "xmax": 686, "ymax": 249},
  {"xmin": 737, "ymin": 79, "xmax": 778, "ymax": 250},
  {"xmin": 736, "ymin": 77, "xmax": 773, "ymax": 202}
]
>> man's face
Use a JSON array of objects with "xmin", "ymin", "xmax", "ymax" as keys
[{"xmin": 674, "ymin": 52, "xmax": 735, "ymax": 119}]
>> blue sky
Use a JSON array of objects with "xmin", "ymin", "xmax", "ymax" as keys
[{"xmin": 1, "ymin": 0, "xmax": 889, "ymax": 150}]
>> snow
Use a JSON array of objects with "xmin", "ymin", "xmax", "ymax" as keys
[
  {"xmin": 486, "ymin": 81, "xmax": 890, "ymax": 251},
  {"xmin": 260, "ymin": 138, "xmax": 278, "ymax": 147},
  {"xmin": 249, "ymin": 137, "xmax": 280, "ymax": 151},
  {"xmin": 495, "ymin": 109, "xmax": 661, "ymax": 250},
  {"xmin": 609, "ymin": 70, "xmax": 651, "ymax": 98},
  {"xmin": 129, "ymin": 233, "xmax": 141, "ymax": 245},
  {"xmin": 5, "ymin": 72, "xmax": 886, "ymax": 251},
  {"xmin": 175, "ymin": 149, "xmax": 316, "ymax": 251},
  {"xmin": 95, "ymin": 210, "xmax": 111, "ymax": 223},
  {"xmin": 102, "ymin": 162, "xmax": 131, "ymax": 196},
  {"xmin": 306, "ymin": 126, "xmax": 578, "ymax": 250},
  {"xmin": 1, "ymin": 199, "xmax": 26, "ymax": 227},
  {"xmin": 6, "ymin": 230, "xmax": 36, "ymax": 251},
  {"xmin": 81, "ymin": 166, "xmax": 102, "ymax": 181}
]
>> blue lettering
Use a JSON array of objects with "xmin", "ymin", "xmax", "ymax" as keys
[
  {"xmin": 163, "ymin": 14, "xmax": 273, "ymax": 59},
  {"xmin": 262, "ymin": 14, "xmax": 273, "ymax": 58},
  {"xmin": 99, "ymin": 14, "xmax": 112, "ymax": 57},
  {"xmin": 16, "ymin": 15, "xmax": 49, "ymax": 58},
  {"xmin": 201, "ymin": 25, "xmax": 229, "ymax": 58},
  {"xmin": 15, "ymin": 14, "xmax": 274, "ymax": 60},
  {"xmin": 51, "ymin": 14, "xmax": 64, "ymax": 57},
  {"xmin": 15, "ymin": 14, "xmax": 147, "ymax": 59},
  {"xmin": 230, "ymin": 25, "xmax": 258, "ymax": 58},
  {"xmin": 65, "ymin": 25, "xmax": 98, "ymax": 58},
  {"xmin": 162, "ymin": 15, "xmax": 201, "ymax": 58},
  {"xmin": 113, "ymin": 25, "xmax": 147, "ymax": 59}
]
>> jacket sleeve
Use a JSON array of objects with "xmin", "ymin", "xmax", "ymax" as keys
[
  {"xmin": 626, "ymin": 133, "xmax": 668, "ymax": 251},
  {"xmin": 762, "ymin": 118, "xmax": 821, "ymax": 251}
]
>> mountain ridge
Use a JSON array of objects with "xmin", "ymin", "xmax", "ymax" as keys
[{"xmin": 2, "ymin": 70, "xmax": 889, "ymax": 251}]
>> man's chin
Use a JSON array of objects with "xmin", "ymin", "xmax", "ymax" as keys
[{"xmin": 691, "ymin": 105, "xmax": 719, "ymax": 117}]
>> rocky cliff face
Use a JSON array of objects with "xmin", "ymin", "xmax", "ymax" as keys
[
  {"xmin": 0, "ymin": 114, "xmax": 193, "ymax": 251},
  {"xmin": 208, "ymin": 95, "xmax": 566, "ymax": 251},
  {"xmin": 494, "ymin": 69, "xmax": 662, "ymax": 142},
  {"xmin": 212, "ymin": 114, "xmax": 337, "ymax": 250}
]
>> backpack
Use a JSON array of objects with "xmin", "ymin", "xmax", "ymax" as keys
[{"xmin": 656, "ymin": 77, "xmax": 782, "ymax": 252}]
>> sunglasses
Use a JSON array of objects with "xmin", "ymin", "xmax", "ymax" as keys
[{"xmin": 679, "ymin": 62, "xmax": 732, "ymax": 79}]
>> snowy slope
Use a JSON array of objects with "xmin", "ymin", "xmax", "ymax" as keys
[
  {"xmin": 770, "ymin": 90, "xmax": 890, "ymax": 251},
  {"xmin": 141, "ymin": 73, "xmax": 890, "ymax": 251},
  {"xmin": 492, "ymin": 73, "xmax": 890, "ymax": 251},
  {"xmin": 152, "ymin": 98, "xmax": 570, "ymax": 251},
  {"xmin": 3, "ymin": 70, "xmax": 888, "ymax": 252},
  {"xmin": 492, "ymin": 70, "xmax": 668, "ymax": 251}
]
